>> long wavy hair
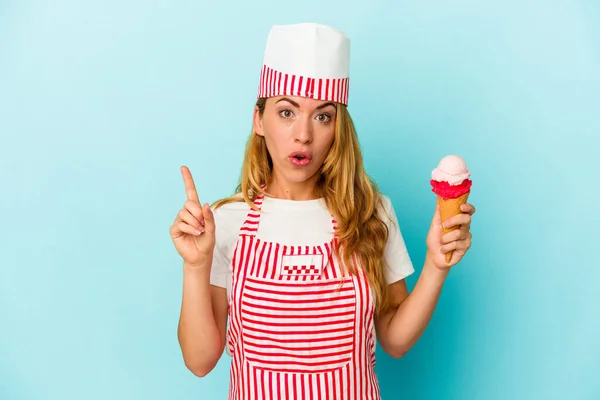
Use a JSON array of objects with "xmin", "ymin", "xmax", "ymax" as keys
[{"xmin": 213, "ymin": 97, "xmax": 393, "ymax": 314}]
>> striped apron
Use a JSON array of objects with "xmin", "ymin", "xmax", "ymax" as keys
[{"xmin": 226, "ymin": 194, "xmax": 382, "ymax": 399}]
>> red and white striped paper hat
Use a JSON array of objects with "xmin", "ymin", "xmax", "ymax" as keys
[{"xmin": 258, "ymin": 23, "xmax": 351, "ymax": 105}]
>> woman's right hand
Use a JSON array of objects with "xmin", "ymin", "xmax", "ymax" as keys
[{"xmin": 170, "ymin": 166, "xmax": 216, "ymax": 267}]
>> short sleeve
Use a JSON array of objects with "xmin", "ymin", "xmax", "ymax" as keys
[
  {"xmin": 209, "ymin": 206, "xmax": 232, "ymax": 289},
  {"xmin": 380, "ymin": 195, "xmax": 415, "ymax": 284},
  {"xmin": 209, "ymin": 241, "xmax": 229, "ymax": 288}
]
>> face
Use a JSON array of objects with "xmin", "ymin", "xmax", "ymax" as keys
[{"xmin": 254, "ymin": 96, "xmax": 337, "ymax": 187}]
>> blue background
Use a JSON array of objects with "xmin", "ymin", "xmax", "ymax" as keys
[{"xmin": 1, "ymin": 1, "xmax": 598, "ymax": 399}]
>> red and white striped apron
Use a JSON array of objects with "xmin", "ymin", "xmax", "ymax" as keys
[{"xmin": 226, "ymin": 194, "xmax": 381, "ymax": 399}]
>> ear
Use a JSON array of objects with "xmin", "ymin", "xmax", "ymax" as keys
[{"xmin": 253, "ymin": 105, "xmax": 265, "ymax": 137}]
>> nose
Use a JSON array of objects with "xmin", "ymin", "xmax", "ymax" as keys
[{"xmin": 293, "ymin": 116, "xmax": 313, "ymax": 144}]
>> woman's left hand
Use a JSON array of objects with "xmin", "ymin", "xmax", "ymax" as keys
[{"xmin": 426, "ymin": 198, "xmax": 476, "ymax": 270}]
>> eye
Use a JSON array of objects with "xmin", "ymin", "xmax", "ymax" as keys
[
  {"xmin": 279, "ymin": 109, "xmax": 294, "ymax": 119},
  {"xmin": 316, "ymin": 113, "xmax": 332, "ymax": 123}
]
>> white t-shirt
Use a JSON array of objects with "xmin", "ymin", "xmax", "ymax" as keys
[{"xmin": 209, "ymin": 194, "xmax": 414, "ymax": 298}]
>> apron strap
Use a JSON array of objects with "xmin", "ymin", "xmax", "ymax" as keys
[{"xmin": 238, "ymin": 191, "xmax": 265, "ymax": 237}]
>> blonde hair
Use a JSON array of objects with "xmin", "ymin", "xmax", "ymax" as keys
[{"xmin": 213, "ymin": 97, "xmax": 393, "ymax": 314}]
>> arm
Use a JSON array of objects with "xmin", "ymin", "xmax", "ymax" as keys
[
  {"xmin": 177, "ymin": 260, "xmax": 228, "ymax": 377},
  {"xmin": 375, "ymin": 199, "xmax": 476, "ymax": 358},
  {"xmin": 374, "ymin": 256, "xmax": 448, "ymax": 358},
  {"xmin": 172, "ymin": 166, "xmax": 231, "ymax": 377}
]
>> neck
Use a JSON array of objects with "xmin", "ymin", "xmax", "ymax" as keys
[{"xmin": 267, "ymin": 172, "xmax": 319, "ymax": 200}]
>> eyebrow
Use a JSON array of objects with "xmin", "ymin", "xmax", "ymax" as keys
[{"xmin": 275, "ymin": 97, "xmax": 336, "ymax": 110}]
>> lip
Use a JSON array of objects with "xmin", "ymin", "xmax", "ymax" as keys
[
  {"xmin": 288, "ymin": 151, "xmax": 313, "ymax": 160},
  {"xmin": 288, "ymin": 151, "xmax": 312, "ymax": 167}
]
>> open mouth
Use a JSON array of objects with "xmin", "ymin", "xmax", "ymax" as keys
[{"xmin": 289, "ymin": 152, "xmax": 312, "ymax": 166}]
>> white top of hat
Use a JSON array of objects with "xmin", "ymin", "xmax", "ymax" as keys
[{"xmin": 262, "ymin": 22, "xmax": 350, "ymax": 79}]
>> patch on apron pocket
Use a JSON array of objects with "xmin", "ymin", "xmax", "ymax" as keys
[{"xmin": 280, "ymin": 254, "xmax": 324, "ymax": 276}]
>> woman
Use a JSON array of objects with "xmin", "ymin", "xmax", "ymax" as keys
[{"xmin": 171, "ymin": 22, "xmax": 475, "ymax": 399}]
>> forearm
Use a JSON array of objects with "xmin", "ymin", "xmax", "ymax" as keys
[
  {"xmin": 177, "ymin": 259, "xmax": 222, "ymax": 375},
  {"xmin": 381, "ymin": 256, "xmax": 449, "ymax": 356}
]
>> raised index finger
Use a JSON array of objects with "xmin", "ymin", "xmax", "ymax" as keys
[{"xmin": 181, "ymin": 166, "xmax": 200, "ymax": 203}]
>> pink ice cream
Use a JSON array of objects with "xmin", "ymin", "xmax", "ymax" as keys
[
  {"xmin": 432, "ymin": 155, "xmax": 470, "ymax": 185},
  {"xmin": 430, "ymin": 155, "xmax": 472, "ymax": 200}
]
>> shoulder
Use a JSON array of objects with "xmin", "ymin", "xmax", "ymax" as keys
[
  {"xmin": 378, "ymin": 193, "xmax": 393, "ymax": 212},
  {"xmin": 211, "ymin": 193, "xmax": 250, "ymax": 228},
  {"xmin": 208, "ymin": 194, "xmax": 250, "ymax": 262},
  {"xmin": 212, "ymin": 193, "xmax": 249, "ymax": 213},
  {"xmin": 376, "ymin": 193, "xmax": 397, "ymax": 226},
  {"xmin": 378, "ymin": 192, "xmax": 415, "ymax": 282}
]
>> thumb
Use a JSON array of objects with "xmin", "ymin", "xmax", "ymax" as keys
[
  {"xmin": 431, "ymin": 197, "xmax": 442, "ymax": 228},
  {"xmin": 202, "ymin": 203, "xmax": 216, "ymax": 233}
]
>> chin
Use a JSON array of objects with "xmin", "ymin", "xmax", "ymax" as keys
[{"xmin": 284, "ymin": 169, "xmax": 320, "ymax": 184}]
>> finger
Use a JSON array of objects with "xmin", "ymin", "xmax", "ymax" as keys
[
  {"xmin": 450, "ymin": 246, "xmax": 465, "ymax": 264},
  {"xmin": 201, "ymin": 203, "xmax": 216, "ymax": 234},
  {"xmin": 181, "ymin": 166, "xmax": 201, "ymax": 203},
  {"xmin": 185, "ymin": 200, "xmax": 205, "ymax": 226},
  {"xmin": 441, "ymin": 229, "xmax": 466, "ymax": 244},
  {"xmin": 431, "ymin": 197, "xmax": 442, "ymax": 227},
  {"xmin": 441, "ymin": 238, "xmax": 471, "ymax": 255},
  {"xmin": 440, "ymin": 240, "xmax": 457, "ymax": 254},
  {"xmin": 460, "ymin": 203, "xmax": 476, "ymax": 215},
  {"xmin": 171, "ymin": 221, "xmax": 203, "ymax": 238},
  {"xmin": 443, "ymin": 213, "xmax": 471, "ymax": 230},
  {"xmin": 179, "ymin": 209, "xmax": 204, "ymax": 232},
  {"xmin": 459, "ymin": 227, "xmax": 473, "ymax": 240}
]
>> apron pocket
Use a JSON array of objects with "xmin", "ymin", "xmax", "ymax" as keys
[{"xmin": 240, "ymin": 276, "xmax": 356, "ymax": 374}]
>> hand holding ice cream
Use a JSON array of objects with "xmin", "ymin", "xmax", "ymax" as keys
[{"xmin": 427, "ymin": 155, "xmax": 475, "ymax": 266}]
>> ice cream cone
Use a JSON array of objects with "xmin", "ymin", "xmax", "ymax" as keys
[
  {"xmin": 439, "ymin": 192, "xmax": 470, "ymax": 263},
  {"xmin": 430, "ymin": 155, "xmax": 472, "ymax": 263}
]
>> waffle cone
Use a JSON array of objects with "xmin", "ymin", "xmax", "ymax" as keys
[{"xmin": 439, "ymin": 192, "xmax": 470, "ymax": 263}]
